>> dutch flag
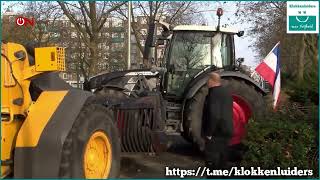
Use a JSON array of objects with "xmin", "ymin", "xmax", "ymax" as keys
[{"xmin": 255, "ymin": 42, "xmax": 281, "ymax": 109}]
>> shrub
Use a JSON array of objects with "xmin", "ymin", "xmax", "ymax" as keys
[
  {"xmin": 241, "ymin": 104, "xmax": 318, "ymax": 178},
  {"xmin": 286, "ymin": 70, "xmax": 318, "ymax": 105}
]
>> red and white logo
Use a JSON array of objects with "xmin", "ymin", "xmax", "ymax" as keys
[{"xmin": 15, "ymin": 17, "xmax": 35, "ymax": 27}]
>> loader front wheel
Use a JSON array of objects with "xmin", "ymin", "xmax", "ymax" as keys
[
  {"xmin": 59, "ymin": 104, "xmax": 120, "ymax": 178},
  {"xmin": 83, "ymin": 131, "xmax": 112, "ymax": 178}
]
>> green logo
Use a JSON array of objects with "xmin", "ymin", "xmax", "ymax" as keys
[{"xmin": 289, "ymin": 16, "xmax": 316, "ymax": 31}]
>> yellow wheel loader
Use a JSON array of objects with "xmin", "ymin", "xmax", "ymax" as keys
[{"xmin": 1, "ymin": 42, "xmax": 120, "ymax": 178}]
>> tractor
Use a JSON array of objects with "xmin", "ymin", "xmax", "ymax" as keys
[
  {"xmin": 1, "ymin": 43, "xmax": 120, "ymax": 178},
  {"xmin": 85, "ymin": 9, "xmax": 267, "ymax": 153}
]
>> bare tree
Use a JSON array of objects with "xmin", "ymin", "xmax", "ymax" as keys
[
  {"xmin": 115, "ymin": 1, "xmax": 207, "ymax": 65},
  {"xmin": 2, "ymin": 2, "xmax": 62, "ymax": 46},
  {"xmin": 23, "ymin": 2, "xmax": 63, "ymax": 46},
  {"xmin": 57, "ymin": 1, "xmax": 126, "ymax": 80},
  {"xmin": 236, "ymin": 2, "xmax": 318, "ymax": 83}
]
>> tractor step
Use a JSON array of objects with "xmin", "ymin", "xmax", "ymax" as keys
[{"xmin": 165, "ymin": 102, "xmax": 182, "ymax": 134}]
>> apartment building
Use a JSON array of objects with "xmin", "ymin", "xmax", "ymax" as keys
[{"xmin": 2, "ymin": 10, "xmax": 167, "ymax": 89}]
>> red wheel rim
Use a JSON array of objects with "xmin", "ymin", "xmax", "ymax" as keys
[{"xmin": 230, "ymin": 95, "xmax": 252, "ymax": 145}]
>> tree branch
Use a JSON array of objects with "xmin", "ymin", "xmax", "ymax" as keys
[
  {"xmin": 58, "ymin": 2, "xmax": 89, "ymax": 45},
  {"xmin": 78, "ymin": 1, "xmax": 92, "ymax": 37},
  {"xmin": 97, "ymin": 2, "xmax": 126, "ymax": 31}
]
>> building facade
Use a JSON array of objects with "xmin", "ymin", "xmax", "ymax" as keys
[{"xmin": 2, "ymin": 10, "xmax": 167, "ymax": 89}]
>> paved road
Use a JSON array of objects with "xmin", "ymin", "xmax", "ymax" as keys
[{"xmin": 120, "ymin": 135, "xmax": 205, "ymax": 178}]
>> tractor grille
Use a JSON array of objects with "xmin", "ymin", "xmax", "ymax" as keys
[
  {"xmin": 116, "ymin": 108, "xmax": 155, "ymax": 152},
  {"xmin": 111, "ymin": 95, "xmax": 166, "ymax": 153}
]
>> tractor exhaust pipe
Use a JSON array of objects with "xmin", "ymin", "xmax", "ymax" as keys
[{"xmin": 143, "ymin": 20, "xmax": 157, "ymax": 67}]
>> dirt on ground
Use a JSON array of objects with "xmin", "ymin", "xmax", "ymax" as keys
[{"xmin": 120, "ymin": 135, "xmax": 206, "ymax": 178}]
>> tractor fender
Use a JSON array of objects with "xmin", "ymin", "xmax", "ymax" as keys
[
  {"xmin": 87, "ymin": 68, "xmax": 158, "ymax": 90},
  {"xmin": 14, "ymin": 89, "xmax": 93, "ymax": 178},
  {"xmin": 185, "ymin": 70, "xmax": 267, "ymax": 100}
]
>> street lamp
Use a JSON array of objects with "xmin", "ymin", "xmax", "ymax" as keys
[{"xmin": 127, "ymin": 1, "xmax": 131, "ymax": 70}]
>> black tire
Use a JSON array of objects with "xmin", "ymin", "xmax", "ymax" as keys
[
  {"xmin": 183, "ymin": 77, "xmax": 265, "ymax": 146},
  {"xmin": 59, "ymin": 104, "xmax": 121, "ymax": 178},
  {"xmin": 222, "ymin": 78, "xmax": 265, "ymax": 118},
  {"xmin": 182, "ymin": 86, "xmax": 208, "ymax": 146}
]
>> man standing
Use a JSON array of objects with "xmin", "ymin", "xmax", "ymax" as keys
[{"xmin": 203, "ymin": 72, "xmax": 233, "ymax": 172}]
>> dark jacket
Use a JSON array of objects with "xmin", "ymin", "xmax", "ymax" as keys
[{"xmin": 203, "ymin": 85, "xmax": 233, "ymax": 139}]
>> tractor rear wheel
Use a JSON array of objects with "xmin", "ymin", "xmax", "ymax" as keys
[
  {"xmin": 182, "ymin": 86, "xmax": 208, "ymax": 146},
  {"xmin": 183, "ymin": 78, "xmax": 265, "ymax": 148},
  {"xmin": 59, "ymin": 104, "xmax": 120, "ymax": 178}
]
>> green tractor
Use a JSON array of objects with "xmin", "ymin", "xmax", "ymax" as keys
[{"xmin": 85, "ymin": 9, "xmax": 266, "ymax": 153}]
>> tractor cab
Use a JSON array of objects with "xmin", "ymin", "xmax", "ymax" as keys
[
  {"xmin": 163, "ymin": 25, "xmax": 241, "ymax": 97},
  {"xmin": 155, "ymin": 8, "xmax": 244, "ymax": 98}
]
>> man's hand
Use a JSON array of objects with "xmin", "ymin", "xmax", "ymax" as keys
[
  {"xmin": 205, "ymin": 136, "xmax": 213, "ymax": 143},
  {"xmin": 206, "ymin": 136, "xmax": 212, "ymax": 141},
  {"xmin": 199, "ymin": 136, "xmax": 213, "ymax": 151}
]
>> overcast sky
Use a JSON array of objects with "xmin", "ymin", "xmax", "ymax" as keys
[{"xmin": 1, "ymin": 1, "xmax": 259, "ymax": 68}]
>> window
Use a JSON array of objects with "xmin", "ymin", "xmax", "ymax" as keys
[
  {"xmin": 103, "ymin": 22, "xmax": 110, "ymax": 28},
  {"xmin": 63, "ymin": 21, "xmax": 68, "ymax": 27},
  {"xmin": 212, "ymin": 33, "xmax": 222, "ymax": 67},
  {"xmin": 140, "ymin": 29, "xmax": 148, "ymax": 36},
  {"xmin": 9, "ymin": 16, "xmax": 15, "ymax": 22},
  {"xmin": 140, "ymin": 17, "xmax": 148, "ymax": 25},
  {"xmin": 113, "ymin": 43, "xmax": 122, "ymax": 49},
  {"xmin": 113, "ymin": 19, "xmax": 123, "ymax": 27},
  {"xmin": 140, "ymin": 40, "xmax": 146, "ymax": 46},
  {"xmin": 169, "ymin": 32, "xmax": 233, "ymax": 70},
  {"xmin": 169, "ymin": 31, "xmax": 211, "ymax": 71},
  {"xmin": 62, "ymin": 73, "xmax": 67, "ymax": 79},
  {"xmin": 71, "ymin": 32, "xmax": 77, "ymax": 38},
  {"xmin": 166, "ymin": 31, "xmax": 234, "ymax": 96},
  {"xmin": 131, "ymin": 45, "xmax": 136, "ymax": 52},
  {"xmin": 220, "ymin": 34, "xmax": 233, "ymax": 67}
]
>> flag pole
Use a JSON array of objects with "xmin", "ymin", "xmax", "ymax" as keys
[{"xmin": 263, "ymin": 41, "xmax": 280, "ymax": 60}]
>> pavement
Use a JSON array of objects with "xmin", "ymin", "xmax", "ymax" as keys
[{"xmin": 120, "ymin": 135, "xmax": 205, "ymax": 178}]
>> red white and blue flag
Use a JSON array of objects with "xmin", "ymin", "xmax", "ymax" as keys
[{"xmin": 255, "ymin": 42, "xmax": 281, "ymax": 109}]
